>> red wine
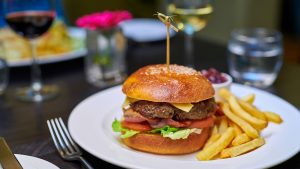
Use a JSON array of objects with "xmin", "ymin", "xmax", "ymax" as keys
[{"xmin": 5, "ymin": 11, "xmax": 55, "ymax": 39}]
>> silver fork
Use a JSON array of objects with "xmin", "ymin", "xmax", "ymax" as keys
[{"xmin": 47, "ymin": 117, "xmax": 94, "ymax": 169}]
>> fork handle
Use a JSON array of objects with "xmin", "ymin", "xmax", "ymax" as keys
[{"xmin": 78, "ymin": 156, "xmax": 94, "ymax": 169}]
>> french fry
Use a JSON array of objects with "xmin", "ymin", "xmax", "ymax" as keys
[
  {"xmin": 203, "ymin": 133, "xmax": 221, "ymax": 149},
  {"xmin": 229, "ymin": 96, "xmax": 267, "ymax": 130},
  {"xmin": 203, "ymin": 125, "xmax": 221, "ymax": 150},
  {"xmin": 219, "ymin": 88, "xmax": 233, "ymax": 100},
  {"xmin": 232, "ymin": 133, "xmax": 251, "ymax": 146},
  {"xmin": 212, "ymin": 125, "xmax": 218, "ymax": 135},
  {"xmin": 218, "ymin": 116, "xmax": 228, "ymax": 134},
  {"xmin": 238, "ymin": 99, "xmax": 267, "ymax": 121},
  {"xmin": 242, "ymin": 94, "xmax": 255, "ymax": 104},
  {"xmin": 222, "ymin": 103, "xmax": 259, "ymax": 139},
  {"xmin": 197, "ymin": 127, "xmax": 235, "ymax": 161},
  {"xmin": 220, "ymin": 138, "xmax": 265, "ymax": 158},
  {"xmin": 264, "ymin": 111, "xmax": 283, "ymax": 124},
  {"xmin": 228, "ymin": 120, "xmax": 243, "ymax": 136},
  {"xmin": 211, "ymin": 153, "xmax": 221, "ymax": 160}
]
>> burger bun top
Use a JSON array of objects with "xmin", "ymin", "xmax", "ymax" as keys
[{"xmin": 122, "ymin": 64, "xmax": 214, "ymax": 103}]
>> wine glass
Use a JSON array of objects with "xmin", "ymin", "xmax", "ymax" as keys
[
  {"xmin": 4, "ymin": 0, "xmax": 58, "ymax": 102},
  {"xmin": 166, "ymin": 0, "xmax": 213, "ymax": 67}
]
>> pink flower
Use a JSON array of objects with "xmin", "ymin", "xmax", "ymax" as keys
[{"xmin": 76, "ymin": 10, "xmax": 132, "ymax": 30}]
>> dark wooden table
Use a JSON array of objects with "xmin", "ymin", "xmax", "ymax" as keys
[{"xmin": 1, "ymin": 35, "xmax": 300, "ymax": 169}]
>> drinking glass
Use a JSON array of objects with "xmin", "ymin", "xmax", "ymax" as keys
[
  {"xmin": 166, "ymin": 0, "xmax": 213, "ymax": 67},
  {"xmin": 4, "ymin": 0, "xmax": 58, "ymax": 102},
  {"xmin": 228, "ymin": 28, "xmax": 283, "ymax": 88},
  {"xmin": 85, "ymin": 28, "xmax": 127, "ymax": 88}
]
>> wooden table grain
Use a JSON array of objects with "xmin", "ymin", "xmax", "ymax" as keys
[{"xmin": 1, "ymin": 35, "xmax": 300, "ymax": 169}]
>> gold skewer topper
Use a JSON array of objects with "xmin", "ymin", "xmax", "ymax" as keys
[{"xmin": 155, "ymin": 12, "xmax": 179, "ymax": 67}]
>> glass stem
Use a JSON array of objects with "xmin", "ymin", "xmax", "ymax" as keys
[
  {"xmin": 29, "ymin": 40, "xmax": 42, "ymax": 94},
  {"xmin": 184, "ymin": 32, "xmax": 194, "ymax": 67}
]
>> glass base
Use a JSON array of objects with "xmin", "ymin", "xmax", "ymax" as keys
[
  {"xmin": 16, "ymin": 85, "xmax": 59, "ymax": 102},
  {"xmin": 86, "ymin": 69, "xmax": 126, "ymax": 88}
]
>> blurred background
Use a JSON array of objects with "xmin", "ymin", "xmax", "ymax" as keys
[
  {"xmin": 54, "ymin": 0, "xmax": 298, "ymax": 64},
  {"xmin": 1, "ymin": 0, "xmax": 300, "ymax": 63}
]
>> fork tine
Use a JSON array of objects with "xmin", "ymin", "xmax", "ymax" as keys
[
  {"xmin": 47, "ymin": 120, "xmax": 62, "ymax": 154},
  {"xmin": 50, "ymin": 119, "xmax": 70, "ymax": 155},
  {"xmin": 58, "ymin": 117, "xmax": 81, "ymax": 152},
  {"xmin": 54, "ymin": 118, "xmax": 76, "ymax": 153}
]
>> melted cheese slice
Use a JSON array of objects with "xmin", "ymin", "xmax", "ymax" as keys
[
  {"xmin": 122, "ymin": 97, "xmax": 138, "ymax": 109},
  {"xmin": 122, "ymin": 97, "xmax": 194, "ymax": 112},
  {"xmin": 171, "ymin": 103, "xmax": 194, "ymax": 112}
]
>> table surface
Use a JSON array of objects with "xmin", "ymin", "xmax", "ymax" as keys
[{"xmin": 1, "ymin": 35, "xmax": 300, "ymax": 169}]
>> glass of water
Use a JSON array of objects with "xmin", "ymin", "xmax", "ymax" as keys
[{"xmin": 228, "ymin": 28, "xmax": 283, "ymax": 88}]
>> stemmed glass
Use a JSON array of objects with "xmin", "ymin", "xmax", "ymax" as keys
[
  {"xmin": 4, "ymin": 0, "xmax": 58, "ymax": 102},
  {"xmin": 166, "ymin": 0, "xmax": 213, "ymax": 67}
]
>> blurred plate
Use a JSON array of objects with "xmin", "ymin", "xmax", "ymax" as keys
[
  {"xmin": 15, "ymin": 154, "xmax": 59, "ymax": 169},
  {"xmin": 68, "ymin": 84, "xmax": 300, "ymax": 169},
  {"xmin": 119, "ymin": 18, "xmax": 177, "ymax": 42},
  {"xmin": 7, "ymin": 27, "xmax": 87, "ymax": 67}
]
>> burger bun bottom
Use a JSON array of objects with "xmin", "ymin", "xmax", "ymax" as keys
[{"xmin": 122, "ymin": 127, "xmax": 211, "ymax": 155}]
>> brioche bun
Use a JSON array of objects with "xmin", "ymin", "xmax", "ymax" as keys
[
  {"xmin": 122, "ymin": 127, "xmax": 210, "ymax": 154},
  {"xmin": 122, "ymin": 64, "xmax": 214, "ymax": 103}
]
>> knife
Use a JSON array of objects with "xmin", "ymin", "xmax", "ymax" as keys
[{"xmin": 0, "ymin": 137, "xmax": 23, "ymax": 169}]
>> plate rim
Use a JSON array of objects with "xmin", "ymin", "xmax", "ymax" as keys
[
  {"xmin": 15, "ymin": 154, "xmax": 59, "ymax": 169},
  {"xmin": 68, "ymin": 83, "xmax": 300, "ymax": 169}
]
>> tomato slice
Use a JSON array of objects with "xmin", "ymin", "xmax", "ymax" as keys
[
  {"xmin": 188, "ymin": 116, "xmax": 214, "ymax": 129},
  {"xmin": 121, "ymin": 121, "xmax": 152, "ymax": 131},
  {"xmin": 165, "ymin": 119, "xmax": 191, "ymax": 128},
  {"xmin": 121, "ymin": 116, "xmax": 214, "ymax": 131}
]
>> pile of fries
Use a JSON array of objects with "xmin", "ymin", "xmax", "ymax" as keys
[
  {"xmin": 0, "ymin": 21, "xmax": 83, "ymax": 61},
  {"xmin": 197, "ymin": 88, "xmax": 282, "ymax": 160}
]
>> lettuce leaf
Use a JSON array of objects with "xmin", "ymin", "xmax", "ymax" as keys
[
  {"xmin": 150, "ymin": 125, "xmax": 179, "ymax": 134},
  {"xmin": 112, "ymin": 119, "xmax": 139, "ymax": 138},
  {"xmin": 112, "ymin": 119, "xmax": 201, "ymax": 140},
  {"xmin": 112, "ymin": 119, "xmax": 122, "ymax": 132},
  {"xmin": 150, "ymin": 125, "xmax": 200, "ymax": 140},
  {"xmin": 120, "ymin": 130, "xmax": 139, "ymax": 138},
  {"xmin": 162, "ymin": 128, "xmax": 201, "ymax": 140}
]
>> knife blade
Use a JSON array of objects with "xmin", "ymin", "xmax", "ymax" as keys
[{"xmin": 0, "ymin": 137, "xmax": 23, "ymax": 169}]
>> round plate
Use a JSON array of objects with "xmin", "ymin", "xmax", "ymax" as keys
[
  {"xmin": 8, "ymin": 27, "xmax": 87, "ymax": 67},
  {"xmin": 119, "ymin": 18, "xmax": 177, "ymax": 42},
  {"xmin": 68, "ymin": 84, "xmax": 300, "ymax": 169},
  {"xmin": 15, "ymin": 154, "xmax": 59, "ymax": 169}
]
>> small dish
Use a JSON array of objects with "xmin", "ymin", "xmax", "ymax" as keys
[
  {"xmin": 212, "ymin": 73, "xmax": 233, "ymax": 101},
  {"xmin": 200, "ymin": 68, "xmax": 233, "ymax": 101}
]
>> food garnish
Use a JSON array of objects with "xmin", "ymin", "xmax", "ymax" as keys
[{"xmin": 201, "ymin": 68, "xmax": 227, "ymax": 84}]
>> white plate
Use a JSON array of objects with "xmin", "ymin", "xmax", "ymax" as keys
[
  {"xmin": 68, "ymin": 84, "xmax": 300, "ymax": 169},
  {"xmin": 119, "ymin": 18, "xmax": 176, "ymax": 42},
  {"xmin": 15, "ymin": 154, "xmax": 59, "ymax": 169},
  {"xmin": 8, "ymin": 27, "xmax": 87, "ymax": 67}
]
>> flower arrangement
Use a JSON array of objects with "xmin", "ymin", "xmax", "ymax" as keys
[
  {"xmin": 77, "ymin": 10, "xmax": 130, "ymax": 75},
  {"xmin": 76, "ymin": 10, "xmax": 132, "ymax": 30}
]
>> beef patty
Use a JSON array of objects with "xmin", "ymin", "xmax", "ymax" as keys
[{"xmin": 130, "ymin": 98, "xmax": 216, "ymax": 120}]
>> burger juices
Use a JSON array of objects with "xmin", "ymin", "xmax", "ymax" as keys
[{"xmin": 112, "ymin": 64, "xmax": 217, "ymax": 154}]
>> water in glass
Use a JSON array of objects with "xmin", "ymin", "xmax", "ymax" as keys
[{"xmin": 228, "ymin": 28, "xmax": 283, "ymax": 88}]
